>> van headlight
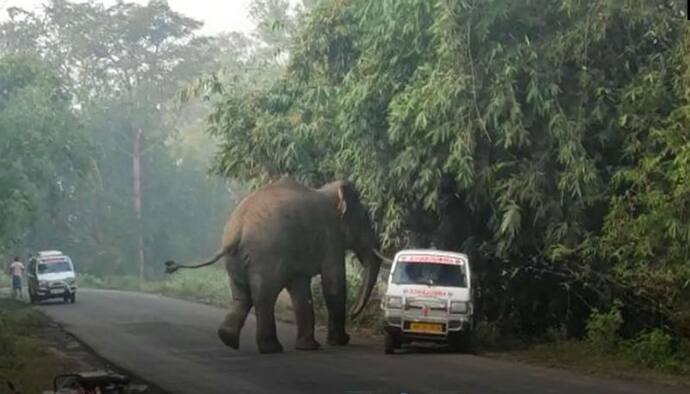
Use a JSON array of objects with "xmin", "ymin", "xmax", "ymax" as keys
[
  {"xmin": 65, "ymin": 278, "xmax": 76, "ymax": 285},
  {"xmin": 386, "ymin": 296, "xmax": 403, "ymax": 309},
  {"xmin": 450, "ymin": 301, "xmax": 469, "ymax": 314},
  {"xmin": 39, "ymin": 280, "xmax": 49, "ymax": 288}
]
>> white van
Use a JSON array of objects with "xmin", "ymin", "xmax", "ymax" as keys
[
  {"xmin": 381, "ymin": 249, "xmax": 473, "ymax": 354},
  {"xmin": 27, "ymin": 250, "xmax": 77, "ymax": 304}
]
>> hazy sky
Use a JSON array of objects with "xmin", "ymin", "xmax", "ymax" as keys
[{"xmin": 0, "ymin": 0, "xmax": 256, "ymax": 35}]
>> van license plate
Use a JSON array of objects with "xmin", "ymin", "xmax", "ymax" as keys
[
  {"xmin": 408, "ymin": 322, "xmax": 443, "ymax": 334},
  {"xmin": 50, "ymin": 289, "xmax": 64, "ymax": 295}
]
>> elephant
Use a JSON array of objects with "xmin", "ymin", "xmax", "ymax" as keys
[{"xmin": 164, "ymin": 177, "xmax": 386, "ymax": 354}]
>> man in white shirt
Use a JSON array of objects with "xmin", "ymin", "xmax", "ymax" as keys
[{"xmin": 9, "ymin": 257, "xmax": 25, "ymax": 299}]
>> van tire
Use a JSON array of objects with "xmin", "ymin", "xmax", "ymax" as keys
[
  {"xmin": 69, "ymin": 293, "xmax": 76, "ymax": 304},
  {"xmin": 29, "ymin": 292, "xmax": 38, "ymax": 304},
  {"xmin": 384, "ymin": 332, "xmax": 399, "ymax": 354}
]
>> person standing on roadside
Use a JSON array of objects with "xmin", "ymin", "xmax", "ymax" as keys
[{"xmin": 9, "ymin": 257, "xmax": 25, "ymax": 299}]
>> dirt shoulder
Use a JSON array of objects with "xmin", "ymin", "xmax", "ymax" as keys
[{"xmin": 0, "ymin": 298, "xmax": 165, "ymax": 394}]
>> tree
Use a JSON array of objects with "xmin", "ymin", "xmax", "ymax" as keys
[{"xmin": 0, "ymin": 55, "xmax": 89, "ymax": 254}]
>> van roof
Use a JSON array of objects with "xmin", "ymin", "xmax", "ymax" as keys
[
  {"xmin": 37, "ymin": 250, "xmax": 64, "ymax": 257},
  {"xmin": 393, "ymin": 249, "xmax": 469, "ymax": 261}
]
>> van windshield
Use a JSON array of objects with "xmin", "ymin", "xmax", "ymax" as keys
[
  {"xmin": 38, "ymin": 260, "xmax": 72, "ymax": 274},
  {"xmin": 392, "ymin": 261, "xmax": 466, "ymax": 287}
]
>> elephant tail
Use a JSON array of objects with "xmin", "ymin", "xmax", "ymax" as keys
[{"xmin": 164, "ymin": 241, "xmax": 238, "ymax": 274}]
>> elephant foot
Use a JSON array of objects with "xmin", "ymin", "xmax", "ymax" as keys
[
  {"xmin": 327, "ymin": 332, "xmax": 351, "ymax": 346},
  {"xmin": 295, "ymin": 336, "xmax": 321, "ymax": 351},
  {"xmin": 257, "ymin": 339, "xmax": 284, "ymax": 354},
  {"xmin": 218, "ymin": 327, "xmax": 240, "ymax": 349}
]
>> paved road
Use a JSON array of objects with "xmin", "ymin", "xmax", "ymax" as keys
[{"xmin": 38, "ymin": 289, "xmax": 687, "ymax": 394}]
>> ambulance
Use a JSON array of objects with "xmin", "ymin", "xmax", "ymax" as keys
[
  {"xmin": 27, "ymin": 250, "xmax": 77, "ymax": 304},
  {"xmin": 381, "ymin": 249, "xmax": 473, "ymax": 354}
]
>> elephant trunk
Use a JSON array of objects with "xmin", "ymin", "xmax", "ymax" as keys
[{"xmin": 350, "ymin": 250, "xmax": 381, "ymax": 318}]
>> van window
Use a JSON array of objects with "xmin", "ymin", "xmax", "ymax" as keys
[
  {"xmin": 37, "ymin": 260, "xmax": 72, "ymax": 274},
  {"xmin": 392, "ymin": 261, "xmax": 466, "ymax": 287}
]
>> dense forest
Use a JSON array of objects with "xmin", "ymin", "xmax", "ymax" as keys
[
  {"xmin": 2, "ymin": 0, "xmax": 690, "ymax": 359},
  {"xmin": 199, "ymin": 0, "xmax": 690, "ymax": 344}
]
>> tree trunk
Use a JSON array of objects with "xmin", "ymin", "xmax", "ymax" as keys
[{"xmin": 132, "ymin": 127, "xmax": 145, "ymax": 282}]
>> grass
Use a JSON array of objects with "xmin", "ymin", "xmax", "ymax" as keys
[
  {"xmin": 496, "ymin": 340, "xmax": 690, "ymax": 388},
  {"xmin": 78, "ymin": 269, "xmax": 231, "ymax": 306},
  {"xmin": 0, "ymin": 299, "xmax": 79, "ymax": 393}
]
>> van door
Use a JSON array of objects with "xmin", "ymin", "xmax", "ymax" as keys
[{"xmin": 27, "ymin": 259, "xmax": 37, "ymax": 293}]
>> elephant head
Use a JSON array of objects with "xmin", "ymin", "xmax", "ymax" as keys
[{"xmin": 324, "ymin": 181, "xmax": 383, "ymax": 318}]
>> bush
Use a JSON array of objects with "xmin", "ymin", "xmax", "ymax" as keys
[
  {"xmin": 586, "ymin": 305, "xmax": 623, "ymax": 352},
  {"xmin": 474, "ymin": 321, "xmax": 501, "ymax": 349},
  {"xmin": 543, "ymin": 324, "xmax": 568, "ymax": 343},
  {"xmin": 76, "ymin": 273, "xmax": 105, "ymax": 288},
  {"xmin": 626, "ymin": 329, "xmax": 675, "ymax": 369}
]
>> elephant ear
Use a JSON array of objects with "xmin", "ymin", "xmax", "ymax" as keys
[{"xmin": 337, "ymin": 185, "xmax": 348, "ymax": 217}]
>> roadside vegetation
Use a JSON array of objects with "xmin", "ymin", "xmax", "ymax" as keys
[
  {"xmin": 0, "ymin": 299, "xmax": 78, "ymax": 393},
  {"xmin": 78, "ymin": 269, "xmax": 230, "ymax": 307},
  {"xmin": 493, "ymin": 307, "xmax": 690, "ymax": 387}
]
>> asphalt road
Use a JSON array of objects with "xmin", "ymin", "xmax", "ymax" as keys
[{"xmin": 38, "ymin": 289, "xmax": 687, "ymax": 394}]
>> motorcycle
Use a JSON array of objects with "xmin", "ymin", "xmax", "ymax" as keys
[{"xmin": 51, "ymin": 371, "xmax": 148, "ymax": 394}]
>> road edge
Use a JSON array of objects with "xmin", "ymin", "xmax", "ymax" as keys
[{"xmin": 36, "ymin": 308, "xmax": 169, "ymax": 394}]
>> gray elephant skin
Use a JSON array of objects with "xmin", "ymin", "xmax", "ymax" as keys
[{"xmin": 164, "ymin": 177, "xmax": 383, "ymax": 354}]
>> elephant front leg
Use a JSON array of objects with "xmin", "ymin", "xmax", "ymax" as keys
[
  {"xmin": 321, "ymin": 270, "xmax": 350, "ymax": 346},
  {"xmin": 287, "ymin": 277, "xmax": 320, "ymax": 351}
]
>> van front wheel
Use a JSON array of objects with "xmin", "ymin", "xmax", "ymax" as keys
[
  {"xmin": 69, "ymin": 293, "xmax": 76, "ymax": 304},
  {"xmin": 384, "ymin": 331, "xmax": 399, "ymax": 354}
]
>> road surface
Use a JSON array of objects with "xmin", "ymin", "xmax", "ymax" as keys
[{"xmin": 38, "ymin": 289, "xmax": 687, "ymax": 394}]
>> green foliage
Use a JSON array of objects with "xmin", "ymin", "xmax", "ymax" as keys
[
  {"xmin": 0, "ymin": 55, "xmax": 89, "ymax": 253},
  {"xmin": 626, "ymin": 329, "xmax": 675, "ymax": 370},
  {"xmin": 79, "ymin": 269, "xmax": 230, "ymax": 306},
  {"xmin": 473, "ymin": 321, "xmax": 502, "ymax": 349},
  {"xmin": 581, "ymin": 309, "xmax": 689, "ymax": 374},
  {"xmin": 586, "ymin": 305, "xmax": 623, "ymax": 352},
  {"xmin": 143, "ymin": 268, "xmax": 231, "ymax": 305}
]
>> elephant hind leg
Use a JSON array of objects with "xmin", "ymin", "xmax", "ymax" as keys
[
  {"xmin": 287, "ymin": 276, "xmax": 320, "ymax": 351},
  {"xmin": 218, "ymin": 276, "xmax": 252, "ymax": 350},
  {"xmin": 250, "ymin": 277, "xmax": 284, "ymax": 354}
]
